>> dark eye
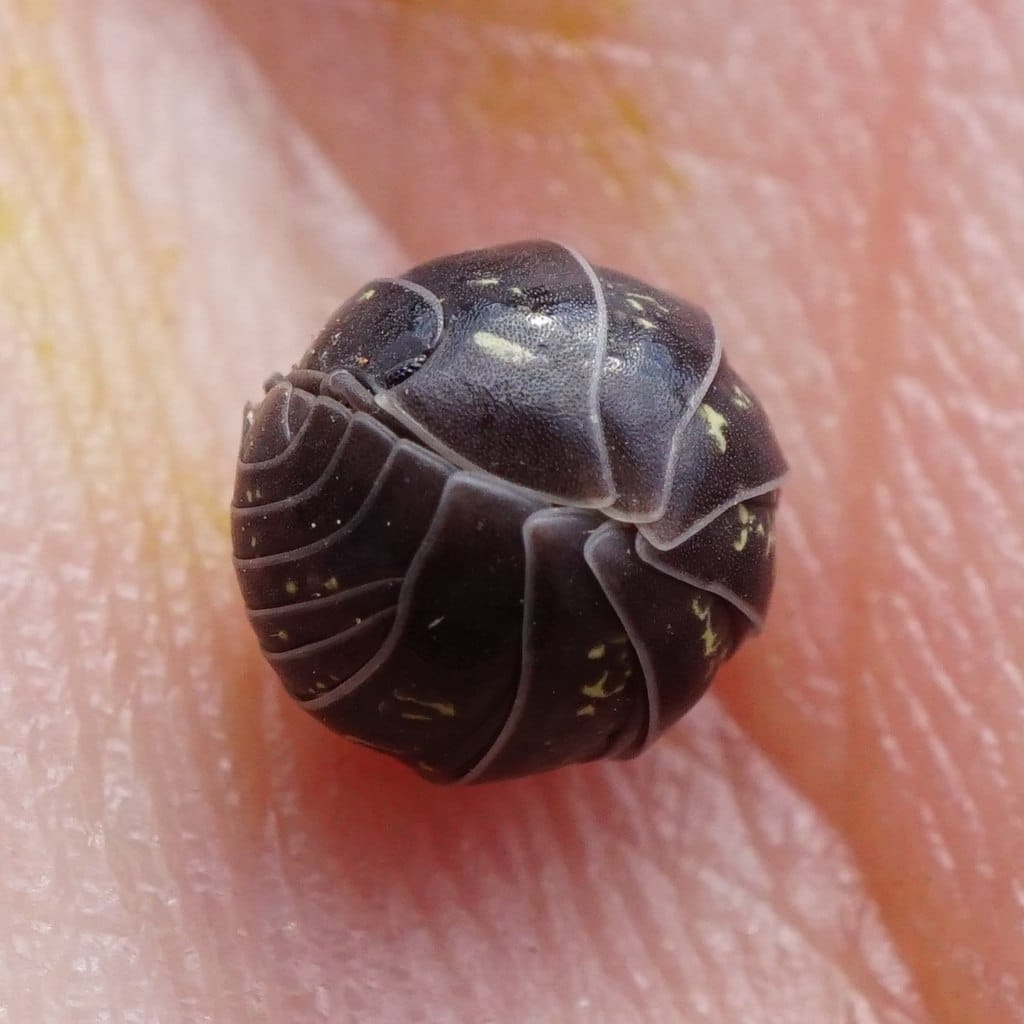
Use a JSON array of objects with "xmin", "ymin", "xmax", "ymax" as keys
[
  {"xmin": 231, "ymin": 240, "xmax": 787, "ymax": 784},
  {"xmin": 381, "ymin": 353, "xmax": 428, "ymax": 389}
]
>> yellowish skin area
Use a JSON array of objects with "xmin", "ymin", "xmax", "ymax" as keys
[{"xmin": 2, "ymin": 1, "xmax": 1022, "ymax": 1022}]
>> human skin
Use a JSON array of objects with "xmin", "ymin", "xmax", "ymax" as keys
[{"xmin": 1, "ymin": 0, "xmax": 1021, "ymax": 1020}]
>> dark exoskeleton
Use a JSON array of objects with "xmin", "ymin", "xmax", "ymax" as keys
[{"xmin": 231, "ymin": 241, "xmax": 787, "ymax": 783}]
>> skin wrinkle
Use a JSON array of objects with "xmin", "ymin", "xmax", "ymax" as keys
[
  {"xmin": 3, "ymin": 6, "xmax": 380, "ymax": 1015},
  {"xmin": 396, "ymin": 836, "xmax": 481, "ymax": 1013},
  {"xmin": 570, "ymin": 779, "xmax": 684, "ymax": 1005},
  {"xmin": 604, "ymin": 717, "xmax": 919, "ymax": 1021},
  {"xmin": 51, "ymin": 111, "xmax": 249, "ymax": 1024},
  {"xmin": 715, "ymin": 730, "xmax": 914, "ymax": 1019},
  {"xmin": 0, "ymin": 36, "xmax": 210, "ymax": 1019},
  {"xmin": 247, "ymin": 791, "xmax": 334, "ymax": 1018},
  {"xmin": 724, "ymin": 0, "xmax": 1019, "ymax": 1014},
  {"xmin": 71, "ymin": 9, "xmax": 411, "ymax": 1024},
  {"xmin": 525, "ymin": 779, "xmax": 603, "ymax": 1018}
]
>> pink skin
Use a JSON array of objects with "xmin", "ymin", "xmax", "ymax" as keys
[{"xmin": 1, "ymin": 0, "xmax": 1021, "ymax": 1020}]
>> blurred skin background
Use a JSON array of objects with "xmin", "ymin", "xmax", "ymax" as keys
[{"xmin": 1, "ymin": 0, "xmax": 1022, "ymax": 1021}]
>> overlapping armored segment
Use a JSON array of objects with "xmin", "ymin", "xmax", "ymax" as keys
[{"xmin": 231, "ymin": 241, "xmax": 787, "ymax": 783}]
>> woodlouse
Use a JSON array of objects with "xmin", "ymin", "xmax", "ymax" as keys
[{"xmin": 231, "ymin": 241, "xmax": 787, "ymax": 783}]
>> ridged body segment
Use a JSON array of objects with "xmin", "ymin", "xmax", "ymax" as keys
[{"xmin": 231, "ymin": 241, "xmax": 787, "ymax": 783}]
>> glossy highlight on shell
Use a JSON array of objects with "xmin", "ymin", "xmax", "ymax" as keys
[{"xmin": 231, "ymin": 241, "xmax": 787, "ymax": 784}]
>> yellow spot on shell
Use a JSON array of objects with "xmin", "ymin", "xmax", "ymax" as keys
[
  {"xmin": 627, "ymin": 291, "xmax": 670, "ymax": 313},
  {"xmin": 284, "ymin": 580, "xmax": 299, "ymax": 596},
  {"xmin": 581, "ymin": 671, "xmax": 624, "ymax": 700},
  {"xmin": 731, "ymin": 384, "xmax": 753, "ymax": 410},
  {"xmin": 733, "ymin": 504, "xmax": 753, "ymax": 552},
  {"xmin": 733, "ymin": 504, "xmax": 768, "ymax": 553},
  {"xmin": 626, "ymin": 297, "xmax": 644, "ymax": 312},
  {"xmin": 472, "ymin": 330, "xmax": 536, "ymax": 365},
  {"xmin": 358, "ymin": 288, "xmax": 376, "ymax": 301},
  {"xmin": 587, "ymin": 644, "xmax": 606, "ymax": 660},
  {"xmin": 401, "ymin": 712, "xmax": 432, "ymax": 721},
  {"xmin": 698, "ymin": 404, "xmax": 728, "ymax": 453},
  {"xmin": 691, "ymin": 598, "xmax": 722, "ymax": 657},
  {"xmin": 470, "ymin": 276, "xmax": 500, "ymax": 286},
  {"xmin": 324, "ymin": 577, "xmax": 340, "ymax": 592},
  {"xmin": 577, "ymin": 704, "xmax": 596, "ymax": 717},
  {"xmin": 394, "ymin": 691, "xmax": 456, "ymax": 718},
  {"xmin": 636, "ymin": 317, "xmax": 656, "ymax": 330}
]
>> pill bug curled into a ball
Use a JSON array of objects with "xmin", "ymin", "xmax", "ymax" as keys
[{"xmin": 231, "ymin": 241, "xmax": 787, "ymax": 784}]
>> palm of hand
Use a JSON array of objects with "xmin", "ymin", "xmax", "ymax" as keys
[{"xmin": 1, "ymin": 1, "xmax": 1020, "ymax": 1021}]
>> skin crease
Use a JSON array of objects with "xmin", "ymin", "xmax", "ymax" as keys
[{"xmin": 0, "ymin": 0, "xmax": 1021, "ymax": 1020}]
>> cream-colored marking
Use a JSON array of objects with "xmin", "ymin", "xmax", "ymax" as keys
[
  {"xmin": 417, "ymin": 761, "xmax": 437, "ymax": 773},
  {"xmin": 472, "ymin": 330, "xmax": 536, "ymax": 365},
  {"xmin": 587, "ymin": 643, "xmax": 606, "ymax": 660},
  {"xmin": 428, "ymin": 616, "xmax": 445, "ymax": 630},
  {"xmin": 733, "ymin": 504, "xmax": 753, "ymax": 552},
  {"xmin": 734, "ymin": 504, "xmax": 769, "ymax": 553},
  {"xmin": 250, "ymin": 536, "xmax": 257, "ymax": 549},
  {"xmin": 636, "ymin": 317, "xmax": 656, "ymax": 330},
  {"xmin": 510, "ymin": 286, "xmax": 524, "ymax": 297},
  {"xmin": 698, "ymin": 404, "xmax": 728, "ymax": 453},
  {"xmin": 691, "ymin": 598, "xmax": 722, "ymax": 657},
  {"xmin": 359, "ymin": 288, "xmax": 376, "ymax": 301},
  {"xmin": 401, "ymin": 712, "xmax": 432, "ymax": 721},
  {"xmin": 576, "ymin": 704, "xmax": 596, "ymax": 717},
  {"xmin": 526, "ymin": 311, "xmax": 553, "ymax": 327},
  {"xmin": 470, "ymin": 276, "xmax": 500, "ymax": 286},
  {"xmin": 284, "ymin": 580, "xmax": 299, "ymax": 596},
  {"xmin": 275, "ymin": 630, "xmax": 289, "ymax": 642},
  {"xmin": 626, "ymin": 297, "xmax": 644, "ymax": 312},
  {"xmin": 627, "ymin": 291, "xmax": 669, "ymax": 313},
  {"xmin": 324, "ymin": 577, "xmax": 339, "ymax": 592},
  {"xmin": 394, "ymin": 691, "xmax": 456, "ymax": 717},
  {"xmin": 582, "ymin": 671, "xmax": 624, "ymax": 700},
  {"xmin": 355, "ymin": 354, "xmax": 370, "ymax": 368},
  {"xmin": 255, "ymin": 489, "xmax": 262, "ymax": 499},
  {"xmin": 731, "ymin": 384, "xmax": 753, "ymax": 410},
  {"xmin": 245, "ymin": 489, "xmax": 253, "ymax": 503}
]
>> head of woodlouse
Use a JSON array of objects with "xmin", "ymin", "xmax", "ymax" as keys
[{"xmin": 232, "ymin": 241, "xmax": 788, "ymax": 784}]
